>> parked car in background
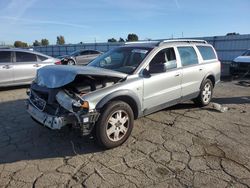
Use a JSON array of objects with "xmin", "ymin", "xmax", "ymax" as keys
[
  {"xmin": 0, "ymin": 48, "xmax": 61, "ymax": 87},
  {"xmin": 58, "ymin": 49, "xmax": 102, "ymax": 65},
  {"xmin": 230, "ymin": 49, "xmax": 250, "ymax": 75},
  {"xmin": 27, "ymin": 39, "xmax": 220, "ymax": 148}
]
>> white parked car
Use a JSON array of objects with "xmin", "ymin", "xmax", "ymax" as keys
[
  {"xmin": 230, "ymin": 49, "xmax": 250, "ymax": 75},
  {"xmin": 0, "ymin": 48, "xmax": 61, "ymax": 87}
]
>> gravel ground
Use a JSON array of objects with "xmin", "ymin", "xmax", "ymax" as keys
[{"xmin": 0, "ymin": 80, "xmax": 250, "ymax": 188}]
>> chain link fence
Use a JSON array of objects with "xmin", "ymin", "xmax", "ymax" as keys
[{"xmin": 32, "ymin": 34, "xmax": 250, "ymax": 63}]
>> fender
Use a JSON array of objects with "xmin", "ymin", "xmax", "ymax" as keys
[{"xmin": 96, "ymin": 90, "xmax": 142, "ymax": 118}]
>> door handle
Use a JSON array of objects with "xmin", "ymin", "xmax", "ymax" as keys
[
  {"xmin": 2, "ymin": 65, "xmax": 11, "ymax": 69},
  {"xmin": 199, "ymin": 68, "xmax": 203, "ymax": 71},
  {"xmin": 33, "ymin": 64, "xmax": 41, "ymax": 67},
  {"xmin": 175, "ymin": 73, "xmax": 180, "ymax": 77}
]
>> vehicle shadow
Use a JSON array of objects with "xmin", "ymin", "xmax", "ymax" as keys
[
  {"xmin": 162, "ymin": 95, "xmax": 250, "ymax": 111},
  {"xmin": 0, "ymin": 85, "xmax": 30, "ymax": 91},
  {"xmin": 212, "ymin": 96, "xmax": 250, "ymax": 105},
  {"xmin": 0, "ymin": 99, "xmax": 102, "ymax": 164}
]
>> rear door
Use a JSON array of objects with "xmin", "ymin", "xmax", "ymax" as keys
[
  {"xmin": 177, "ymin": 46, "xmax": 204, "ymax": 97},
  {"xmin": 13, "ymin": 51, "xmax": 39, "ymax": 84},
  {"xmin": 88, "ymin": 50, "xmax": 101, "ymax": 62},
  {"xmin": 75, "ymin": 50, "xmax": 90, "ymax": 64},
  {"xmin": 0, "ymin": 51, "xmax": 14, "ymax": 86}
]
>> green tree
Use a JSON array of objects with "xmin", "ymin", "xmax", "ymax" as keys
[
  {"xmin": 119, "ymin": 37, "xmax": 125, "ymax": 42},
  {"xmin": 14, "ymin": 41, "xmax": 28, "ymax": 48},
  {"xmin": 33, "ymin": 40, "xmax": 41, "ymax": 46},
  {"xmin": 56, "ymin": 35, "xmax": 65, "ymax": 45},
  {"xmin": 108, "ymin": 38, "xmax": 117, "ymax": 42},
  {"xmin": 126, "ymin": 33, "xmax": 139, "ymax": 41},
  {"xmin": 41, "ymin": 38, "xmax": 49, "ymax": 46},
  {"xmin": 226, "ymin": 32, "xmax": 239, "ymax": 36}
]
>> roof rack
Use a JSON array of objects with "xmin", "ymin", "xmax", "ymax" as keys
[
  {"xmin": 158, "ymin": 39, "xmax": 207, "ymax": 46},
  {"xmin": 124, "ymin": 39, "xmax": 208, "ymax": 46},
  {"xmin": 124, "ymin": 40, "xmax": 159, "ymax": 45}
]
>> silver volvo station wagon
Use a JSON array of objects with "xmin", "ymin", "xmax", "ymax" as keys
[{"xmin": 26, "ymin": 39, "xmax": 221, "ymax": 148}]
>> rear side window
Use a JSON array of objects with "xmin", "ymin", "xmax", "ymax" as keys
[
  {"xmin": 0, "ymin": 51, "xmax": 11, "ymax": 63},
  {"xmin": 37, "ymin": 55, "xmax": 48, "ymax": 61},
  {"xmin": 16, "ymin": 52, "xmax": 37, "ymax": 62},
  {"xmin": 177, "ymin": 47, "xmax": 199, "ymax": 67},
  {"xmin": 80, "ymin": 51, "xmax": 89, "ymax": 55},
  {"xmin": 197, "ymin": 46, "xmax": 216, "ymax": 60},
  {"xmin": 89, "ymin": 50, "xmax": 101, "ymax": 55}
]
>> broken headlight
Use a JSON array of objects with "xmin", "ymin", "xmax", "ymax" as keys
[{"xmin": 72, "ymin": 101, "xmax": 89, "ymax": 112}]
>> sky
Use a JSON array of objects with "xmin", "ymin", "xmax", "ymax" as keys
[{"xmin": 0, "ymin": 0, "xmax": 249, "ymax": 45}]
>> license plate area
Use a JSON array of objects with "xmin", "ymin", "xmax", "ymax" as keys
[{"xmin": 30, "ymin": 90, "xmax": 46, "ymax": 111}]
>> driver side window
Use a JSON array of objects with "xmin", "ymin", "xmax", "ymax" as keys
[{"xmin": 149, "ymin": 48, "xmax": 177, "ymax": 71}]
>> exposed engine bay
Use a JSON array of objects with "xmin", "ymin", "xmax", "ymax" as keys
[{"xmin": 27, "ymin": 65, "xmax": 127, "ymax": 135}]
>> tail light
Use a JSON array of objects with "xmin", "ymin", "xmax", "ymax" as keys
[{"xmin": 55, "ymin": 61, "xmax": 61, "ymax": 65}]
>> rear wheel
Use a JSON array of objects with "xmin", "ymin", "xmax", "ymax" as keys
[
  {"xmin": 95, "ymin": 101, "xmax": 134, "ymax": 149},
  {"xmin": 193, "ymin": 79, "xmax": 213, "ymax": 107},
  {"xmin": 67, "ymin": 59, "xmax": 75, "ymax": 65}
]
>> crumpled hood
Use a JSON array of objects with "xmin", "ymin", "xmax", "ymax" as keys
[
  {"xmin": 36, "ymin": 65, "xmax": 127, "ymax": 88},
  {"xmin": 234, "ymin": 56, "xmax": 250, "ymax": 63}
]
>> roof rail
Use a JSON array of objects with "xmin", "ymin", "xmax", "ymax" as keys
[
  {"xmin": 158, "ymin": 39, "xmax": 207, "ymax": 46},
  {"xmin": 124, "ymin": 40, "xmax": 159, "ymax": 45}
]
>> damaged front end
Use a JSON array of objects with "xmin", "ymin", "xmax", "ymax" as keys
[{"xmin": 26, "ymin": 65, "xmax": 127, "ymax": 135}]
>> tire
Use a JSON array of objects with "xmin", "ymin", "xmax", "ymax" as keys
[
  {"xmin": 95, "ymin": 101, "xmax": 134, "ymax": 149},
  {"xmin": 193, "ymin": 79, "xmax": 213, "ymax": 107},
  {"xmin": 67, "ymin": 59, "xmax": 75, "ymax": 65}
]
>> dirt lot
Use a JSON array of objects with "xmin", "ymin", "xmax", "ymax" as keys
[{"xmin": 0, "ymin": 80, "xmax": 250, "ymax": 188}]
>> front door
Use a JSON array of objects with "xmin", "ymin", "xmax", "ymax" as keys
[
  {"xmin": 143, "ymin": 48, "xmax": 182, "ymax": 113},
  {"xmin": 0, "ymin": 51, "xmax": 14, "ymax": 86}
]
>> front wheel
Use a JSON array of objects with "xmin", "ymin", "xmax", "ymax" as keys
[
  {"xmin": 95, "ymin": 101, "xmax": 134, "ymax": 149},
  {"xmin": 193, "ymin": 79, "xmax": 213, "ymax": 107}
]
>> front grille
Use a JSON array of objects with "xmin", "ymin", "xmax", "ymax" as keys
[
  {"xmin": 30, "ymin": 90, "xmax": 46, "ymax": 111},
  {"xmin": 238, "ymin": 62, "xmax": 250, "ymax": 69}
]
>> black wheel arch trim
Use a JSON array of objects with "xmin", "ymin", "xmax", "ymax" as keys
[
  {"xmin": 200, "ymin": 72, "xmax": 216, "ymax": 89},
  {"xmin": 68, "ymin": 57, "xmax": 76, "ymax": 63},
  {"xmin": 96, "ymin": 90, "xmax": 142, "ymax": 119}
]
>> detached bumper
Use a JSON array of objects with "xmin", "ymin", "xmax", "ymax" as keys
[
  {"xmin": 27, "ymin": 100, "xmax": 100, "ymax": 133},
  {"xmin": 27, "ymin": 103, "xmax": 69, "ymax": 129}
]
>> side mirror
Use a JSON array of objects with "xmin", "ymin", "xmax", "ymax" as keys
[
  {"xmin": 142, "ymin": 69, "xmax": 151, "ymax": 78},
  {"xmin": 149, "ymin": 63, "xmax": 166, "ymax": 74}
]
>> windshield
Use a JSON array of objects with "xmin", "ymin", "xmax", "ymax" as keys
[
  {"xmin": 87, "ymin": 47, "xmax": 152, "ymax": 74},
  {"xmin": 242, "ymin": 50, "xmax": 250, "ymax": 56}
]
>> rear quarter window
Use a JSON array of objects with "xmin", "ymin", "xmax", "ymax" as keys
[
  {"xmin": 197, "ymin": 46, "xmax": 216, "ymax": 60},
  {"xmin": 37, "ymin": 55, "xmax": 48, "ymax": 61}
]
